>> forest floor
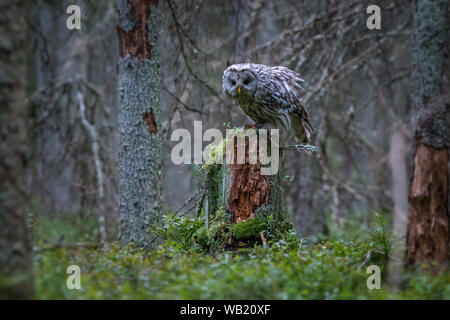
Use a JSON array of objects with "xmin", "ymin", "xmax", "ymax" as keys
[{"xmin": 32, "ymin": 214, "xmax": 449, "ymax": 300}]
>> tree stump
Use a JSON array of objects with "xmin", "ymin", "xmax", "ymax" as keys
[{"xmin": 202, "ymin": 128, "xmax": 291, "ymax": 250}]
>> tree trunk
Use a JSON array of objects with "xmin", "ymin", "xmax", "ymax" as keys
[
  {"xmin": 387, "ymin": 124, "xmax": 408, "ymax": 286},
  {"xmin": 117, "ymin": 0, "xmax": 163, "ymax": 248},
  {"xmin": 27, "ymin": 1, "xmax": 118, "ymax": 237},
  {"xmin": 0, "ymin": 0, "xmax": 35, "ymax": 299},
  {"xmin": 406, "ymin": 0, "xmax": 449, "ymax": 267},
  {"xmin": 204, "ymin": 130, "xmax": 289, "ymax": 249}
]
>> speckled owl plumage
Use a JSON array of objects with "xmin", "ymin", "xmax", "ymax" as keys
[{"xmin": 222, "ymin": 63, "xmax": 313, "ymax": 143}]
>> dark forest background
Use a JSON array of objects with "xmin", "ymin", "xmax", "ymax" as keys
[
  {"xmin": 0, "ymin": 0, "xmax": 448, "ymax": 300},
  {"xmin": 27, "ymin": 0, "xmax": 412, "ymax": 240}
]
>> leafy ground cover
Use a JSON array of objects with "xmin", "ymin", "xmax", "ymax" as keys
[{"xmin": 33, "ymin": 214, "xmax": 450, "ymax": 299}]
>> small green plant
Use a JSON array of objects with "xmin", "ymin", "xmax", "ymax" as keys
[
  {"xmin": 153, "ymin": 215, "xmax": 205, "ymax": 252},
  {"xmin": 372, "ymin": 213, "xmax": 392, "ymax": 269},
  {"xmin": 373, "ymin": 213, "xmax": 391, "ymax": 256}
]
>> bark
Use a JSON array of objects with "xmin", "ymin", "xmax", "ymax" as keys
[
  {"xmin": 406, "ymin": 0, "xmax": 449, "ymax": 267},
  {"xmin": 0, "ymin": 0, "xmax": 35, "ymax": 298},
  {"xmin": 117, "ymin": 0, "xmax": 163, "ymax": 248},
  {"xmin": 407, "ymin": 142, "xmax": 448, "ymax": 266},
  {"xmin": 228, "ymin": 160, "xmax": 272, "ymax": 224},
  {"xmin": 205, "ymin": 131, "xmax": 287, "ymax": 248}
]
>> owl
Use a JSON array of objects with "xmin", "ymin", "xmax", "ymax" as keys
[{"xmin": 222, "ymin": 63, "xmax": 313, "ymax": 143}]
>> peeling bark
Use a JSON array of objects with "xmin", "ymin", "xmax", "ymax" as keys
[
  {"xmin": 117, "ymin": 0, "xmax": 158, "ymax": 58},
  {"xmin": 205, "ymin": 132, "xmax": 286, "ymax": 247},
  {"xmin": 228, "ymin": 141, "xmax": 271, "ymax": 223},
  {"xmin": 142, "ymin": 110, "xmax": 158, "ymax": 135},
  {"xmin": 407, "ymin": 0, "xmax": 449, "ymax": 267},
  {"xmin": 407, "ymin": 141, "xmax": 448, "ymax": 266}
]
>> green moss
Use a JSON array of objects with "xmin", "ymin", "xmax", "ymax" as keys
[
  {"xmin": 205, "ymin": 208, "xmax": 233, "ymax": 250},
  {"xmin": 159, "ymin": 208, "xmax": 234, "ymax": 251},
  {"xmin": 203, "ymin": 139, "xmax": 226, "ymax": 168},
  {"xmin": 203, "ymin": 127, "xmax": 247, "ymax": 168},
  {"xmin": 205, "ymin": 164, "xmax": 221, "ymax": 216},
  {"xmin": 193, "ymin": 225, "xmax": 209, "ymax": 247},
  {"xmin": 232, "ymin": 216, "xmax": 267, "ymax": 239}
]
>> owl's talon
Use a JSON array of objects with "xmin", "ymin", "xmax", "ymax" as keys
[
  {"xmin": 282, "ymin": 144, "xmax": 319, "ymax": 153},
  {"xmin": 243, "ymin": 124, "xmax": 257, "ymax": 130}
]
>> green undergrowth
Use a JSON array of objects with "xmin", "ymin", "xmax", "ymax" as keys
[
  {"xmin": 154, "ymin": 208, "xmax": 293, "ymax": 252},
  {"xmin": 34, "ymin": 214, "xmax": 450, "ymax": 300},
  {"xmin": 30, "ymin": 212, "xmax": 100, "ymax": 245}
]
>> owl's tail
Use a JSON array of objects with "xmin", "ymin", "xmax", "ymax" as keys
[{"xmin": 290, "ymin": 112, "xmax": 313, "ymax": 144}]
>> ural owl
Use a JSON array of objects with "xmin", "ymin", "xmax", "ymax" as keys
[{"xmin": 222, "ymin": 63, "xmax": 313, "ymax": 143}]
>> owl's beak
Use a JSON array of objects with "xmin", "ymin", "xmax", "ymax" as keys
[{"xmin": 237, "ymin": 86, "xmax": 242, "ymax": 96}]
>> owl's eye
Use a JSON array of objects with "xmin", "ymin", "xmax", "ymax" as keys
[
  {"xmin": 231, "ymin": 80, "xmax": 236, "ymax": 86},
  {"xmin": 243, "ymin": 78, "xmax": 250, "ymax": 85}
]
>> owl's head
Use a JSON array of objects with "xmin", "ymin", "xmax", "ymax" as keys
[{"xmin": 222, "ymin": 64, "xmax": 258, "ymax": 98}]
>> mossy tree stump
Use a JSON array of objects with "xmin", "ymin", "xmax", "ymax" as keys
[{"xmin": 202, "ymin": 128, "xmax": 291, "ymax": 250}]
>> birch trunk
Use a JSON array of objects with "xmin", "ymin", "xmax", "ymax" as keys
[{"xmin": 387, "ymin": 125, "xmax": 408, "ymax": 286}]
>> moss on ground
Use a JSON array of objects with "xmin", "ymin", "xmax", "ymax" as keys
[{"xmin": 232, "ymin": 216, "xmax": 267, "ymax": 239}]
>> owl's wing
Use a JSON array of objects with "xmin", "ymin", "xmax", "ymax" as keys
[
  {"xmin": 255, "ymin": 66, "xmax": 307, "ymax": 114},
  {"xmin": 255, "ymin": 66, "xmax": 313, "ymax": 141}
]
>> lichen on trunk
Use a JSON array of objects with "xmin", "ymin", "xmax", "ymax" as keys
[
  {"xmin": 202, "ymin": 129, "xmax": 291, "ymax": 250},
  {"xmin": 117, "ymin": 0, "xmax": 163, "ymax": 248},
  {"xmin": 406, "ymin": 0, "xmax": 449, "ymax": 267}
]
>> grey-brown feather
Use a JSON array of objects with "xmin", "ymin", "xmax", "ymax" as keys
[{"xmin": 222, "ymin": 63, "xmax": 313, "ymax": 143}]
